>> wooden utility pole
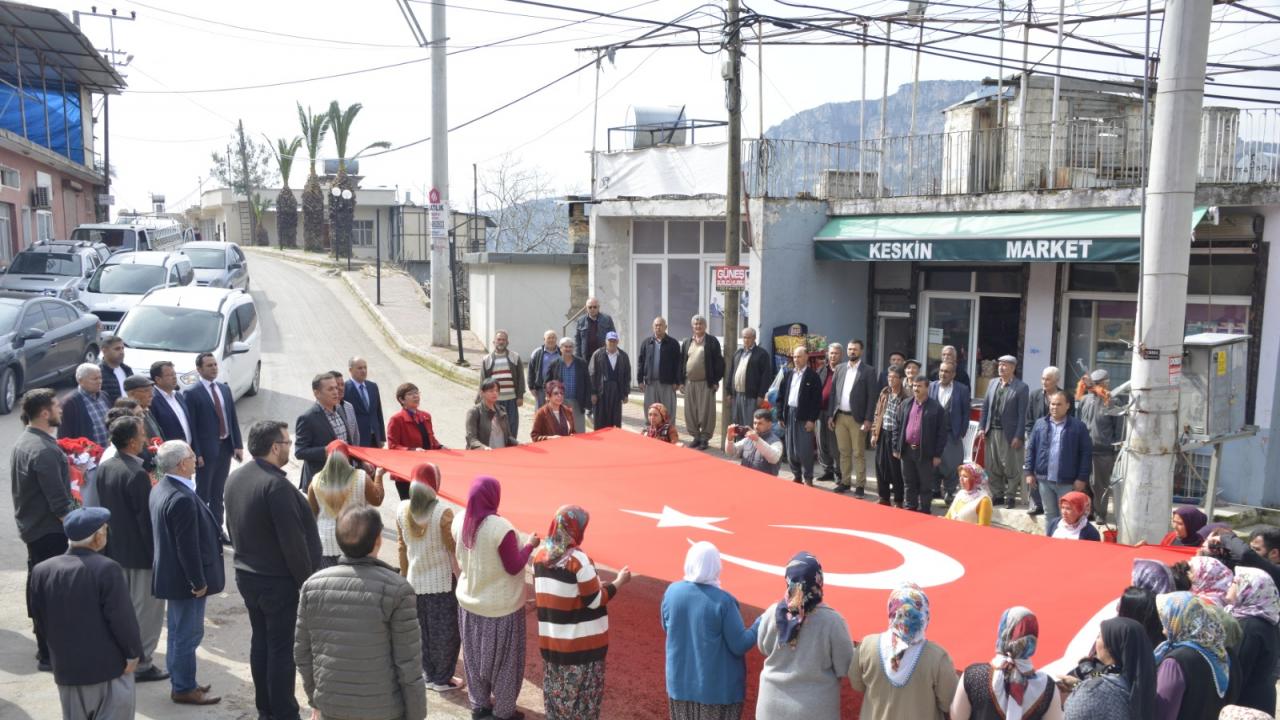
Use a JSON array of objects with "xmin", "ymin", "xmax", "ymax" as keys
[{"xmin": 722, "ymin": 0, "xmax": 744, "ymax": 437}]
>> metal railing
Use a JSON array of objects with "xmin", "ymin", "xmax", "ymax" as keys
[{"xmin": 742, "ymin": 107, "xmax": 1280, "ymax": 200}]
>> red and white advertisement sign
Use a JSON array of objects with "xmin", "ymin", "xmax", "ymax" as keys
[{"xmin": 713, "ymin": 265, "xmax": 749, "ymax": 292}]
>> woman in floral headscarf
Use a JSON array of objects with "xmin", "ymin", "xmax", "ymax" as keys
[
  {"xmin": 944, "ymin": 462, "xmax": 994, "ymax": 526},
  {"xmin": 1187, "ymin": 556, "xmax": 1243, "ymax": 652},
  {"xmin": 951, "ymin": 606, "xmax": 1059, "ymax": 720},
  {"xmin": 1134, "ymin": 558, "xmax": 1177, "ymax": 595},
  {"xmin": 1154, "ymin": 591, "xmax": 1231, "ymax": 720},
  {"xmin": 755, "ymin": 552, "xmax": 854, "ymax": 720},
  {"xmin": 532, "ymin": 505, "xmax": 631, "ymax": 720},
  {"xmin": 852, "ymin": 583, "xmax": 958, "ymax": 720},
  {"xmin": 1225, "ymin": 567, "xmax": 1280, "ymax": 713}
]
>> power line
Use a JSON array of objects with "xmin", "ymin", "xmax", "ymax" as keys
[
  {"xmin": 124, "ymin": 56, "xmax": 432, "ymax": 94},
  {"xmin": 126, "ymin": 0, "xmax": 421, "ymax": 48}
]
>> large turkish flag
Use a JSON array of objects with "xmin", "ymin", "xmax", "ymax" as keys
[{"xmin": 349, "ymin": 428, "xmax": 1188, "ymax": 673}]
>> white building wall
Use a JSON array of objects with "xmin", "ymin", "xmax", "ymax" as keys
[
  {"xmin": 466, "ymin": 262, "xmax": 574, "ymax": 359},
  {"xmin": 1022, "ymin": 263, "xmax": 1056, "ymax": 384}
]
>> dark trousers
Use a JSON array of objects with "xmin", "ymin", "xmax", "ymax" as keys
[
  {"xmin": 26, "ymin": 531, "xmax": 68, "ymax": 663},
  {"xmin": 784, "ymin": 418, "xmax": 816, "ymax": 482},
  {"xmin": 417, "ymin": 591, "xmax": 462, "ymax": 686},
  {"xmin": 816, "ymin": 412, "xmax": 838, "ymax": 476},
  {"xmin": 874, "ymin": 437, "xmax": 904, "ymax": 505},
  {"xmin": 394, "ymin": 480, "xmax": 411, "ymax": 501},
  {"xmin": 900, "ymin": 446, "xmax": 936, "ymax": 514},
  {"xmin": 196, "ymin": 438, "xmax": 233, "ymax": 531},
  {"xmin": 236, "ymin": 571, "xmax": 301, "ymax": 720},
  {"xmin": 499, "ymin": 399, "xmax": 519, "ymax": 439}
]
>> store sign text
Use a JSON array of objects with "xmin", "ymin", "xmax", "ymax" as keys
[
  {"xmin": 1005, "ymin": 239, "xmax": 1095, "ymax": 260},
  {"xmin": 868, "ymin": 241, "xmax": 933, "ymax": 259}
]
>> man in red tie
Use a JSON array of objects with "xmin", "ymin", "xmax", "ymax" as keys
[{"xmin": 182, "ymin": 353, "xmax": 244, "ymax": 540}]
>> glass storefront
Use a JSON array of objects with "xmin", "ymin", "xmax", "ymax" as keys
[{"xmin": 919, "ymin": 268, "xmax": 1023, "ymax": 397}]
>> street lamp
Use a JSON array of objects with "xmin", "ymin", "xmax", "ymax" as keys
[{"xmin": 330, "ymin": 186, "xmax": 354, "ymax": 267}]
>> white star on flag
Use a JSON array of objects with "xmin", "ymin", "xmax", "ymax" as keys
[{"xmin": 620, "ymin": 505, "xmax": 733, "ymax": 534}]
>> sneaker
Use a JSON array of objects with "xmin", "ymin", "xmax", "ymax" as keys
[
  {"xmin": 427, "ymin": 678, "xmax": 465, "ymax": 692},
  {"xmin": 853, "ymin": 487, "xmax": 866, "ymax": 499},
  {"xmin": 833, "ymin": 484, "xmax": 850, "ymax": 494}
]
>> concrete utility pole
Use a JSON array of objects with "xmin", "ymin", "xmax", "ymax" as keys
[
  {"xmin": 721, "ymin": 0, "xmax": 743, "ymax": 437},
  {"xmin": 429, "ymin": 0, "xmax": 451, "ymax": 346},
  {"xmin": 1118, "ymin": 0, "xmax": 1213, "ymax": 545}
]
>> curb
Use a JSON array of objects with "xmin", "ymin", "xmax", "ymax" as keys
[{"xmin": 245, "ymin": 246, "xmax": 370, "ymax": 271}]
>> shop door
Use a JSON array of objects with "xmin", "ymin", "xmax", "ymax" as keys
[
  {"xmin": 633, "ymin": 262, "xmax": 664, "ymax": 351},
  {"xmin": 877, "ymin": 314, "xmax": 913, "ymax": 370}
]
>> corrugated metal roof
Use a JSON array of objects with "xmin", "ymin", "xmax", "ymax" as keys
[{"xmin": 0, "ymin": 1, "xmax": 126, "ymax": 93}]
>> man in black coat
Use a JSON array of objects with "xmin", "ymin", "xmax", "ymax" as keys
[
  {"xmin": 30, "ymin": 507, "xmax": 144, "ymax": 719},
  {"xmin": 150, "ymin": 360, "xmax": 194, "ymax": 444},
  {"xmin": 637, "ymin": 316, "xmax": 683, "ymax": 424},
  {"xmin": 150, "ymin": 440, "xmax": 224, "ymax": 705},
  {"xmin": 573, "ymin": 297, "xmax": 615, "ymax": 362},
  {"xmin": 678, "ymin": 315, "xmax": 725, "ymax": 450},
  {"xmin": 11, "ymin": 389, "xmax": 75, "ymax": 671},
  {"xmin": 893, "ymin": 374, "xmax": 951, "ymax": 514},
  {"xmin": 295, "ymin": 372, "xmax": 349, "ymax": 490},
  {"xmin": 98, "ymin": 335, "xmax": 133, "ymax": 404},
  {"xmin": 343, "ymin": 357, "xmax": 385, "ymax": 447},
  {"xmin": 182, "ymin": 352, "xmax": 243, "ymax": 534},
  {"xmin": 96, "ymin": 415, "xmax": 168, "ymax": 683},
  {"xmin": 777, "ymin": 346, "xmax": 824, "ymax": 485},
  {"xmin": 589, "ymin": 333, "xmax": 631, "ymax": 429},
  {"xmin": 828, "ymin": 340, "xmax": 878, "ymax": 496},
  {"xmin": 225, "ymin": 420, "xmax": 323, "ymax": 720},
  {"xmin": 727, "ymin": 327, "xmax": 773, "ymax": 426}
]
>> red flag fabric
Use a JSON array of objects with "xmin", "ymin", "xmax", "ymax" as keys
[{"xmin": 348, "ymin": 428, "xmax": 1189, "ymax": 672}]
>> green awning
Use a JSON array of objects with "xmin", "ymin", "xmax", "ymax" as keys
[{"xmin": 814, "ymin": 207, "xmax": 1208, "ymax": 263}]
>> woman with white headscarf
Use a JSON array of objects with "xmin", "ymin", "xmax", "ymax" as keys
[
  {"xmin": 660, "ymin": 542, "xmax": 759, "ymax": 720},
  {"xmin": 852, "ymin": 582, "xmax": 958, "ymax": 720}
]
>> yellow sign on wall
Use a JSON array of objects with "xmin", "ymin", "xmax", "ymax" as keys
[{"xmin": 1216, "ymin": 350, "xmax": 1227, "ymax": 376}]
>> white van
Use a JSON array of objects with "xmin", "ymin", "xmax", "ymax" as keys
[{"xmin": 72, "ymin": 220, "xmax": 186, "ymax": 254}]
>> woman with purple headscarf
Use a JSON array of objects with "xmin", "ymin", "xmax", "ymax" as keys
[
  {"xmin": 1161, "ymin": 506, "xmax": 1208, "ymax": 547},
  {"xmin": 452, "ymin": 476, "xmax": 540, "ymax": 720}
]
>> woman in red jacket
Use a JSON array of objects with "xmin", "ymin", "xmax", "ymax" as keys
[{"xmin": 386, "ymin": 382, "xmax": 444, "ymax": 500}]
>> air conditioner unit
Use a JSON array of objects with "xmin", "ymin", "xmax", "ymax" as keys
[{"xmin": 31, "ymin": 186, "xmax": 51, "ymax": 208}]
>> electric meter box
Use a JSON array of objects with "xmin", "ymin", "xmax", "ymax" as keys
[{"xmin": 1179, "ymin": 333, "xmax": 1250, "ymax": 438}]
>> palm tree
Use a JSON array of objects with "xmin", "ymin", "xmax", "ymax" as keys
[
  {"xmin": 297, "ymin": 103, "xmax": 330, "ymax": 252},
  {"xmin": 250, "ymin": 194, "xmax": 272, "ymax": 246},
  {"xmin": 325, "ymin": 101, "xmax": 390, "ymax": 258},
  {"xmin": 271, "ymin": 136, "xmax": 302, "ymax": 248}
]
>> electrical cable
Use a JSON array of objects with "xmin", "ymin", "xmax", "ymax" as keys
[{"xmin": 126, "ymin": 1, "xmax": 422, "ymax": 48}]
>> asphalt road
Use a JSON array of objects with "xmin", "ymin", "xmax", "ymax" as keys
[{"xmin": 0, "ymin": 255, "xmax": 533, "ymax": 719}]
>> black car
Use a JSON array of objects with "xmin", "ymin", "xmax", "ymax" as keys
[{"xmin": 0, "ymin": 295, "xmax": 102, "ymax": 414}]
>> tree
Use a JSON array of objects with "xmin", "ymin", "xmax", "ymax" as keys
[
  {"xmin": 297, "ymin": 103, "xmax": 330, "ymax": 252},
  {"xmin": 270, "ymin": 136, "xmax": 303, "ymax": 248},
  {"xmin": 209, "ymin": 126, "xmax": 276, "ymax": 197},
  {"xmin": 480, "ymin": 156, "xmax": 568, "ymax": 253},
  {"xmin": 249, "ymin": 194, "xmax": 272, "ymax": 246},
  {"xmin": 325, "ymin": 101, "xmax": 389, "ymax": 258}
]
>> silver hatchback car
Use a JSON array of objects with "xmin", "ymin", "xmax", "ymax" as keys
[{"xmin": 181, "ymin": 241, "xmax": 250, "ymax": 290}]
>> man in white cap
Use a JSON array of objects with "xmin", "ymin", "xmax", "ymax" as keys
[
  {"xmin": 976, "ymin": 355, "xmax": 1030, "ymax": 509},
  {"xmin": 30, "ymin": 506, "xmax": 143, "ymax": 719},
  {"xmin": 1077, "ymin": 368, "xmax": 1123, "ymax": 521}
]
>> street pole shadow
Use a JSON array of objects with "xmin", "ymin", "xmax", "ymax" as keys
[{"xmin": 0, "ymin": 628, "xmax": 39, "ymax": 676}]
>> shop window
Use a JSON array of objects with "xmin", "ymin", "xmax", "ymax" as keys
[
  {"xmin": 702, "ymin": 222, "xmax": 725, "ymax": 253},
  {"xmin": 633, "ymin": 221, "xmax": 664, "ymax": 254},
  {"xmin": 924, "ymin": 269, "xmax": 971, "ymax": 291},
  {"xmin": 668, "ymin": 258, "xmax": 700, "ymax": 328},
  {"xmin": 974, "ymin": 269, "xmax": 1021, "ymax": 294},
  {"xmin": 1187, "ymin": 255, "xmax": 1253, "ymax": 296},
  {"xmin": 1068, "ymin": 264, "xmax": 1140, "ymax": 293},
  {"xmin": 668, "ymin": 222, "xmax": 700, "ymax": 254}
]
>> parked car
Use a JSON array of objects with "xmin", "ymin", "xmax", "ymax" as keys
[
  {"xmin": 0, "ymin": 295, "xmax": 102, "ymax": 414},
  {"xmin": 114, "ymin": 286, "xmax": 261, "ymax": 400},
  {"xmin": 181, "ymin": 241, "xmax": 250, "ymax": 290},
  {"xmin": 80, "ymin": 251, "xmax": 195, "ymax": 331},
  {"xmin": 0, "ymin": 240, "xmax": 112, "ymax": 300},
  {"xmin": 72, "ymin": 220, "xmax": 186, "ymax": 253}
]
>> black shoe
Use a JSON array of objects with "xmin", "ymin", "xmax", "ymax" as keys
[
  {"xmin": 1005, "ymin": 497, "xmax": 1017, "ymax": 510},
  {"xmin": 817, "ymin": 471, "xmax": 836, "ymax": 481},
  {"xmin": 853, "ymin": 487, "xmax": 866, "ymax": 499},
  {"xmin": 1028, "ymin": 507, "xmax": 1045, "ymax": 517},
  {"xmin": 135, "ymin": 666, "xmax": 170, "ymax": 682},
  {"xmin": 793, "ymin": 477, "xmax": 803, "ymax": 484},
  {"xmin": 472, "ymin": 708, "xmax": 494, "ymax": 720},
  {"xmin": 893, "ymin": 500, "xmax": 905, "ymax": 509},
  {"xmin": 37, "ymin": 660, "xmax": 51, "ymax": 672},
  {"xmin": 833, "ymin": 484, "xmax": 850, "ymax": 494}
]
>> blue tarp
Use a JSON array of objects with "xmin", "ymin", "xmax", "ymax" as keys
[{"xmin": 0, "ymin": 83, "xmax": 84, "ymax": 164}]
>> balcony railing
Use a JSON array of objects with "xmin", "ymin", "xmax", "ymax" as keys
[{"xmin": 742, "ymin": 107, "xmax": 1280, "ymax": 200}]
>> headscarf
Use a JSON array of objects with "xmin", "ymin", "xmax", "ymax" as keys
[
  {"xmin": 1187, "ymin": 556, "xmax": 1234, "ymax": 607},
  {"xmin": 1172, "ymin": 506, "xmax": 1207, "ymax": 546},
  {"xmin": 403, "ymin": 479, "xmax": 438, "ymax": 538},
  {"xmin": 411, "ymin": 461, "xmax": 441, "ymax": 491},
  {"xmin": 1226, "ymin": 566, "xmax": 1280, "ymax": 625},
  {"xmin": 878, "ymin": 583, "xmax": 930, "ymax": 687},
  {"xmin": 1154, "ymin": 591, "xmax": 1230, "ymax": 698},
  {"xmin": 313, "ymin": 445, "xmax": 358, "ymax": 516},
  {"xmin": 460, "ymin": 476, "xmax": 501, "ymax": 550},
  {"xmin": 642, "ymin": 402, "xmax": 673, "ymax": 440},
  {"xmin": 1132, "ymin": 558, "xmax": 1176, "ymax": 595},
  {"xmin": 956, "ymin": 462, "xmax": 990, "ymax": 501},
  {"xmin": 1220, "ymin": 705, "xmax": 1276, "ymax": 720},
  {"xmin": 989, "ymin": 606, "xmax": 1044, "ymax": 719},
  {"xmin": 541, "ymin": 504, "xmax": 589, "ymax": 567},
  {"xmin": 775, "ymin": 551, "xmax": 823, "ymax": 646},
  {"xmin": 1051, "ymin": 492, "xmax": 1092, "ymax": 539},
  {"xmin": 683, "ymin": 541, "xmax": 722, "ymax": 587},
  {"xmin": 1098, "ymin": 617, "xmax": 1156, "ymax": 720}
]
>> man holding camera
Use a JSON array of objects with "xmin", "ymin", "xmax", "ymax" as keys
[{"xmin": 723, "ymin": 409, "xmax": 783, "ymax": 476}]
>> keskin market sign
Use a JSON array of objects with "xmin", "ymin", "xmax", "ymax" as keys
[{"xmin": 814, "ymin": 237, "xmax": 1139, "ymax": 263}]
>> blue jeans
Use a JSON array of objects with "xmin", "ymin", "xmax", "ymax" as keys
[
  {"xmin": 1038, "ymin": 479, "xmax": 1074, "ymax": 529},
  {"xmin": 499, "ymin": 399, "xmax": 519, "ymax": 439},
  {"xmin": 167, "ymin": 596, "xmax": 207, "ymax": 693}
]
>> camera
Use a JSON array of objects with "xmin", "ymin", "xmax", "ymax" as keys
[{"xmin": 730, "ymin": 424, "xmax": 748, "ymax": 440}]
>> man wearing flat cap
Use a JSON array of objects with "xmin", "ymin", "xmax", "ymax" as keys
[
  {"xmin": 30, "ymin": 506, "xmax": 144, "ymax": 719},
  {"xmin": 976, "ymin": 355, "xmax": 1030, "ymax": 510},
  {"xmin": 1078, "ymin": 368, "xmax": 1123, "ymax": 521}
]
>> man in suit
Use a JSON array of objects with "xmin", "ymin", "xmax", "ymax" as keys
[
  {"xmin": 150, "ymin": 440, "xmax": 224, "ymax": 706},
  {"xmin": 30, "ymin": 507, "xmax": 144, "ymax": 719},
  {"xmin": 976, "ymin": 354, "xmax": 1031, "ymax": 510},
  {"xmin": 638, "ymin": 316, "xmax": 682, "ymax": 426},
  {"xmin": 343, "ymin": 357, "xmax": 385, "ymax": 448},
  {"xmin": 679, "ymin": 314, "xmax": 724, "ymax": 451},
  {"xmin": 58, "ymin": 363, "xmax": 110, "ymax": 447},
  {"xmin": 777, "ymin": 346, "xmax": 824, "ymax": 485},
  {"xmin": 225, "ymin": 420, "xmax": 322, "ymax": 720},
  {"xmin": 12, "ymin": 388, "xmax": 75, "ymax": 672},
  {"xmin": 929, "ymin": 344, "xmax": 972, "ymax": 388},
  {"xmin": 99, "ymin": 335, "xmax": 133, "ymax": 404},
  {"xmin": 182, "ymin": 352, "xmax": 243, "ymax": 534},
  {"xmin": 295, "ymin": 372, "xmax": 350, "ymax": 490},
  {"xmin": 893, "ymin": 374, "xmax": 951, "ymax": 514},
  {"xmin": 929, "ymin": 361, "xmax": 972, "ymax": 507},
  {"xmin": 829, "ymin": 339, "xmax": 878, "ymax": 497},
  {"xmin": 528, "ymin": 330, "xmax": 560, "ymax": 409},
  {"xmin": 1024, "ymin": 365, "xmax": 1073, "ymax": 517},
  {"xmin": 815, "ymin": 343, "xmax": 843, "ymax": 481},
  {"xmin": 574, "ymin": 296, "xmax": 615, "ymax": 362},
  {"xmin": 1024, "ymin": 391, "xmax": 1092, "ymax": 528},
  {"xmin": 96, "ymin": 415, "xmax": 168, "ymax": 683},
  {"xmin": 150, "ymin": 360, "xmax": 193, "ymax": 445},
  {"xmin": 727, "ymin": 327, "xmax": 773, "ymax": 426}
]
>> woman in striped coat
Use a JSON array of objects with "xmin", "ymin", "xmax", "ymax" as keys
[{"xmin": 533, "ymin": 505, "xmax": 632, "ymax": 720}]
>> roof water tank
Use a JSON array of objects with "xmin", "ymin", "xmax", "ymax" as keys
[
  {"xmin": 626, "ymin": 105, "xmax": 688, "ymax": 150},
  {"xmin": 323, "ymin": 158, "xmax": 360, "ymax": 175}
]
